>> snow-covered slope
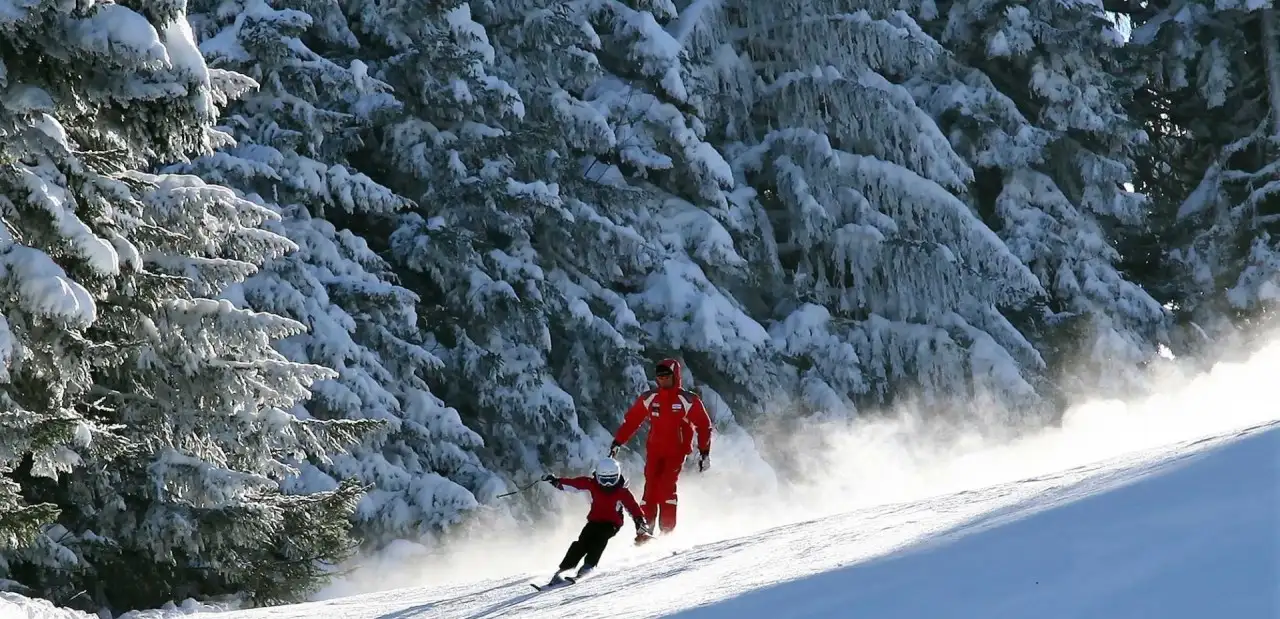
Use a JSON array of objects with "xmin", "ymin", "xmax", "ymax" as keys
[
  {"xmin": 7, "ymin": 341, "xmax": 1280, "ymax": 619},
  {"xmin": 134, "ymin": 418, "xmax": 1276, "ymax": 619}
]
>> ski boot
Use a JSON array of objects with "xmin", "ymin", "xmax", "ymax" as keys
[
  {"xmin": 576, "ymin": 565, "xmax": 594, "ymax": 580},
  {"xmin": 532, "ymin": 570, "xmax": 572, "ymax": 591}
]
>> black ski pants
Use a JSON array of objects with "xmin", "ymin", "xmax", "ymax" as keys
[{"xmin": 559, "ymin": 520, "xmax": 621, "ymax": 571}]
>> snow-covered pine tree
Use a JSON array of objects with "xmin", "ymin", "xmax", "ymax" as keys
[
  {"xmin": 345, "ymin": 0, "xmax": 614, "ymax": 480},
  {"xmin": 569, "ymin": 0, "xmax": 790, "ymax": 426},
  {"xmin": 59, "ymin": 174, "xmax": 373, "ymax": 613},
  {"xmin": 909, "ymin": 0, "xmax": 1170, "ymax": 398},
  {"xmin": 678, "ymin": 0, "xmax": 1048, "ymax": 420},
  {"xmin": 0, "ymin": 0, "xmax": 375, "ymax": 613},
  {"xmin": 182, "ymin": 0, "xmax": 498, "ymax": 548},
  {"xmin": 0, "ymin": 0, "xmax": 160, "ymax": 592},
  {"xmin": 1125, "ymin": 1, "xmax": 1280, "ymax": 358},
  {"xmin": 474, "ymin": 1, "xmax": 664, "ymax": 444}
]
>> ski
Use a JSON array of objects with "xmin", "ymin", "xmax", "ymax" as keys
[{"xmin": 530, "ymin": 576, "xmax": 577, "ymax": 592}]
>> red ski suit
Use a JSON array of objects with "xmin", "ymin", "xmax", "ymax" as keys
[
  {"xmin": 613, "ymin": 359, "xmax": 712, "ymax": 533},
  {"xmin": 553, "ymin": 476, "xmax": 645, "ymax": 527}
]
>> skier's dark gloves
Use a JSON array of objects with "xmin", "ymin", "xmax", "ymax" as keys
[
  {"xmin": 609, "ymin": 441, "xmax": 621, "ymax": 458},
  {"xmin": 698, "ymin": 450, "xmax": 710, "ymax": 472},
  {"xmin": 542, "ymin": 474, "xmax": 559, "ymax": 484}
]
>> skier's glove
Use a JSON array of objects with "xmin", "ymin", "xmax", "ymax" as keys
[
  {"xmin": 635, "ymin": 518, "xmax": 653, "ymax": 536},
  {"xmin": 697, "ymin": 450, "xmax": 710, "ymax": 472},
  {"xmin": 609, "ymin": 441, "xmax": 621, "ymax": 458},
  {"xmin": 542, "ymin": 474, "xmax": 562, "ymax": 489}
]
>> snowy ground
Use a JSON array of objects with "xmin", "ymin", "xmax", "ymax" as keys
[
  {"xmin": 8, "ymin": 342, "xmax": 1280, "ymax": 619},
  {"xmin": 102, "ymin": 417, "xmax": 1273, "ymax": 619}
]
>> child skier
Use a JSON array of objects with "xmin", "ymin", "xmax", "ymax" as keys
[{"xmin": 539, "ymin": 457, "xmax": 651, "ymax": 587}]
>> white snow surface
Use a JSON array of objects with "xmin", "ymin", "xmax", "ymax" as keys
[
  {"xmin": 12, "ymin": 334, "xmax": 1270, "ymax": 619},
  {"xmin": 202, "ymin": 421, "xmax": 1280, "ymax": 619},
  {"xmin": 8, "ymin": 337, "xmax": 1280, "ymax": 618}
]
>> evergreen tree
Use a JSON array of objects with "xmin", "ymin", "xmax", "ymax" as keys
[
  {"xmin": 42, "ymin": 173, "xmax": 374, "ymax": 613},
  {"xmin": 0, "ymin": 0, "xmax": 374, "ymax": 612},
  {"xmin": 910, "ymin": 0, "xmax": 1170, "ymax": 398},
  {"xmin": 0, "ymin": 0, "xmax": 166, "ymax": 586},
  {"xmin": 680, "ymin": 0, "xmax": 1048, "ymax": 419},
  {"xmin": 352, "ymin": 0, "xmax": 782, "ymax": 489},
  {"xmin": 476, "ymin": 0, "xmax": 661, "ymax": 441},
  {"xmin": 461, "ymin": 0, "xmax": 788, "ymax": 490},
  {"xmin": 182, "ymin": 0, "xmax": 499, "ymax": 547},
  {"xmin": 347, "ymin": 0, "xmax": 612, "ymax": 480},
  {"xmin": 573, "ymin": 0, "xmax": 791, "ymax": 428},
  {"xmin": 1126, "ymin": 2, "xmax": 1280, "ymax": 358}
]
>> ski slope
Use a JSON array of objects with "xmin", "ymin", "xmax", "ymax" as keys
[
  {"xmin": 7, "ymin": 340, "xmax": 1280, "ymax": 619},
  {"xmin": 162, "ymin": 417, "xmax": 1277, "ymax": 619}
]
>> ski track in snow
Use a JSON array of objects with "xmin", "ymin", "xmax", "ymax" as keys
[{"xmin": 204, "ymin": 417, "xmax": 1280, "ymax": 619}]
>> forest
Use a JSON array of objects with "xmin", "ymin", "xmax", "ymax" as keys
[{"xmin": 1, "ymin": 0, "xmax": 1277, "ymax": 615}]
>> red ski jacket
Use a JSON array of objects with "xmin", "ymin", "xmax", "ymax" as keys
[
  {"xmin": 554, "ymin": 476, "xmax": 645, "ymax": 527},
  {"xmin": 614, "ymin": 360, "xmax": 712, "ymax": 457}
]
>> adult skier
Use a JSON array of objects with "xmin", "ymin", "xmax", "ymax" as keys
[
  {"xmin": 609, "ymin": 358, "xmax": 712, "ymax": 542},
  {"xmin": 538, "ymin": 457, "xmax": 650, "ymax": 589}
]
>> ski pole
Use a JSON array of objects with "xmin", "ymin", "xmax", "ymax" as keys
[{"xmin": 496, "ymin": 479, "xmax": 542, "ymax": 498}]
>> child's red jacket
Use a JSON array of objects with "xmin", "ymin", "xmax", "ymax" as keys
[{"xmin": 554, "ymin": 476, "xmax": 645, "ymax": 527}]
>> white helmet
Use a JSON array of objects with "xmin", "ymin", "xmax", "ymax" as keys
[{"xmin": 594, "ymin": 457, "xmax": 621, "ymax": 487}]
